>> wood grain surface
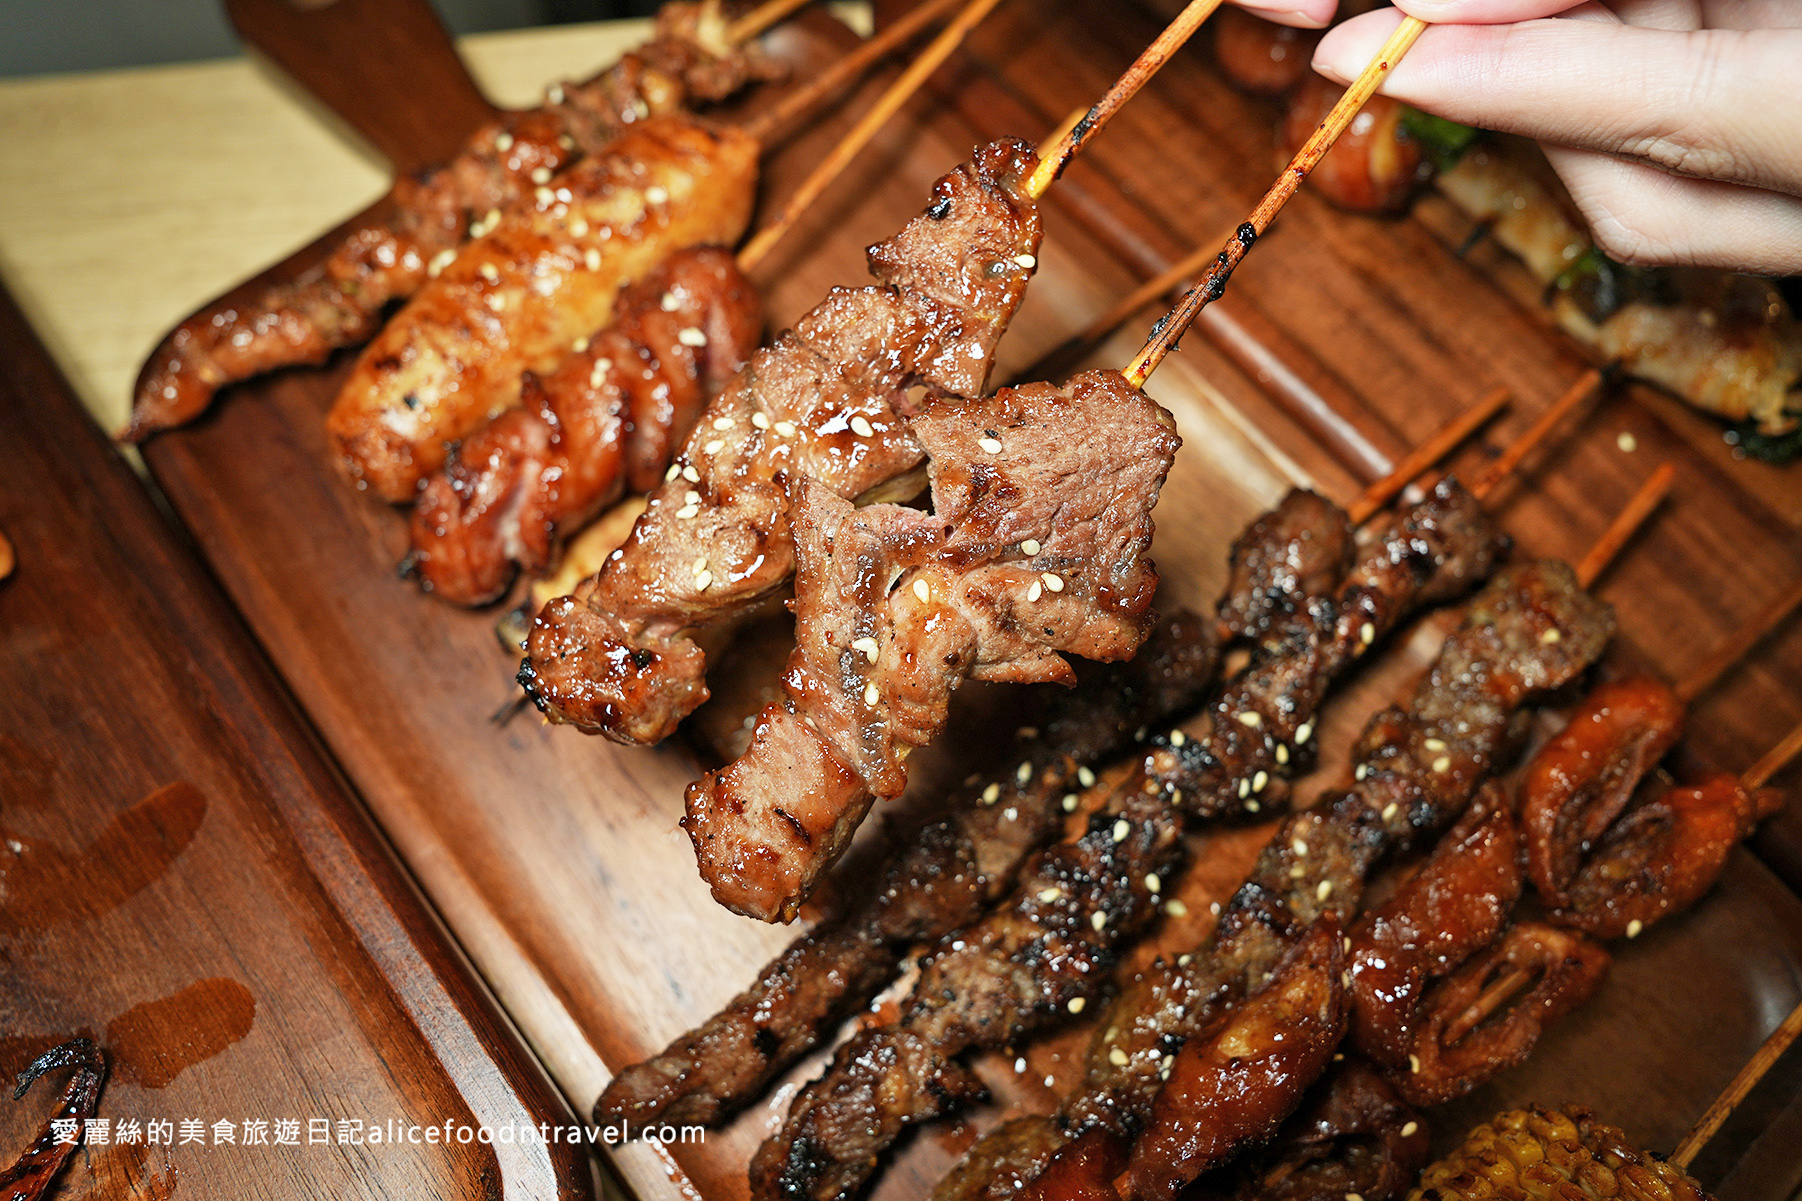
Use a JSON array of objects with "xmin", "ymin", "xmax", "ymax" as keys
[
  {"xmin": 82, "ymin": 1, "xmax": 1802, "ymax": 1199},
  {"xmin": 0, "ymin": 287, "xmax": 594, "ymax": 1199}
]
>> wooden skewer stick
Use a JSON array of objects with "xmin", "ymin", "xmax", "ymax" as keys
[
  {"xmin": 1123, "ymin": 15, "xmax": 1430, "ymax": 388},
  {"xmin": 1574, "ymin": 462, "xmax": 1675, "ymax": 590},
  {"xmin": 741, "ymin": 0, "xmax": 968, "ymax": 143},
  {"xmin": 1347, "ymin": 386, "xmax": 1509, "ymax": 525},
  {"xmin": 1674, "ymin": 577, "xmax": 1802, "ymax": 705},
  {"xmin": 737, "ymin": 0, "xmax": 1007, "ymax": 272},
  {"xmin": 727, "ymin": 0, "xmax": 817, "ymax": 45},
  {"xmin": 1743, "ymin": 713, "xmax": 1802, "ymax": 792},
  {"xmin": 1670, "ymin": 971, "xmax": 1802, "ymax": 1169},
  {"xmin": 1023, "ymin": 0, "xmax": 1224, "ymax": 197},
  {"xmin": 1469, "ymin": 368, "xmax": 1606, "ymax": 501}
]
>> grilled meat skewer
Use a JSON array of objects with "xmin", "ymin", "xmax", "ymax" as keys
[
  {"xmin": 407, "ymin": 246, "xmax": 762, "ymax": 604},
  {"xmin": 595, "ymin": 608, "xmax": 1222, "ymax": 1129},
  {"xmin": 520, "ymin": 138, "xmax": 1045, "ymax": 745},
  {"xmin": 957, "ymin": 560, "xmax": 1614, "ymax": 1201},
  {"xmin": 127, "ymin": 2, "xmax": 768, "ymax": 443},
  {"xmin": 689, "ymin": 369, "xmax": 1181, "ymax": 921}
]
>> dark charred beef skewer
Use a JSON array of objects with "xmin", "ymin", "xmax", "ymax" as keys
[
  {"xmin": 752, "ymin": 484, "xmax": 1511, "ymax": 1201},
  {"xmin": 407, "ymin": 246, "xmax": 764, "ymax": 605},
  {"xmin": 688, "ymin": 370, "xmax": 1181, "ymax": 921},
  {"xmin": 127, "ymin": 2, "xmax": 773, "ymax": 441},
  {"xmin": 600, "ymin": 488, "xmax": 1369, "ymax": 1128},
  {"xmin": 949, "ymin": 559, "xmax": 1614, "ymax": 1201},
  {"xmin": 520, "ymin": 139, "xmax": 1045, "ymax": 746},
  {"xmin": 595, "ymin": 608, "xmax": 1222, "ymax": 1129}
]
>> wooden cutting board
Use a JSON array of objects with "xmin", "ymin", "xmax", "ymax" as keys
[
  {"xmin": 128, "ymin": 3, "xmax": 1802, "ymax": 1199},
  {"xmin": 0, "ymin": 287, "xmax": 593, "ymax": 1199}
]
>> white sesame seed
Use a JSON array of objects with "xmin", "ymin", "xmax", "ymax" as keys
[
  {"xmin": 1296, "ymin": 722, "xmax": 1313, "ymax": 745},
  {"xmin": 1145, "ymin": 874, "xmax": 1161, "ymax": 894},
  {"xmin": 428, "ymin": 249, "xmax": 455, "ymax": 277},
  {"xmin": 573, "ymin": 336, "xmax": 590, "ymax": 353},
  {"xmin": 1616, "ymin": 431, "xmax": 1637, "ymax": 453},
  {"xmin": 1078, "ymin": 767, "xmax": 1097, "ymax": 788},
  {"xmin": 852, "ymin": 637, "xmax": 880, "ymax": 663},
  {"xmin": 1276, "ymin": 744, "xmax": 1290, "ymax": 765},
  {"xmin": 1063, "ymin": 794, "xmax": 1079, "ymax": 812},
  {"xmin": 535, "ymin": 186, "xmax": 554, "ymax": 206},
  {"xmin": 547, "ymin": 83, "xmax": 564, "ymax": 103},
  {"xmin": 1317, "ymin": 881, "xmax": 1333, "ymax": 902},
  {"xmin": 1292, "ymin": 839, "xmax": 1308, "ymax": 856},
  {"xmin": 751, "ymin": 412, "xmax": 771, "ymax": 430},
  {"xmin": 774, "ymin": 420, "xmax": 797, "ymax": 437},
  {"xmin": 685, "ymin": 490, "xmax": 701, "ymax": 505},
  {"xmin": 1253, "ymin": 771, "xmax": 1269, "ymax": 792},
  {"xmin": 1409, "ymin": 1054, "xmax": 1421, "ymax": 1074},
  {"xmin": 584, "ymin": 248, "xmax": 602, "ymax": 271},
  {"xmin": 1170, "ymin": 731, "xmax": 1186, "ymax": 747},
  {"xmin": 570, "ymin": 217, "xmax": 589, "ymax": 237},
  {"xmin": 1028, "ymin": 581, "xmax": 1043, "ymax": 603},
  {"xmin": 1238, "ymin": 779, "xmax": 1251, "ymax": 799},
  {"xmin": 1401, "ymin": 1122, "xmax": 1419, "ymax": 1138},
  {"xmin": 485, "ymin": 294, "xmax": 505, "ymax": 311},
  {"xmin": 1433, "ymin": 756, "xmax": 1452, "ymax": 773},
  {"xmin": 1290, "ymin": 863, "xmax": 1306, "ymax": 879},
  {"xmin": 1092, "ymin": 911, "xmax": 1108, "ymax": 932},
  {"xmin": 646, "ymin": 185, "xmax": 668, "ymax": 205},
  {"xmin": 1355, "ymin": 764, "xmax": 1369, "ymax": 781},
  {"xmin": 495, "ymin": 132, "xmax": 514, "ymax": 151},
  {"xmin": 979, "ymin": 437, "xmax": 1004, "ymax": 454},
  {"xmin": 1359, "ymin": 622, "xmax": 1376, "ymax": 646},
  {"xmin": 1039, "ymin": 887, "xmax": 1061, "ymax": 903},
  {"xmin": 1038, "ymin": 572, "xmax": 1065, "ymax": 594},
  {"xmin": 694, "ymin": 570, "xmax": 712, "ymax": 591},
  {"xmin": 1236, "ymin": 711, "xmax": 1262, "ymax": 728},
  {"xmin": 675, "ymin": 505, "xmax": 699, "ymax": 520},
  {"xmin": 1382, "ymin": 802, "xmax": 1399, "ymax": 821},
  {"xmin": 1068, "ymin": 997, "xmax": 1086, "ymax": 1014},
  {"xmin": 704, "ymin": 439, "xmax": 725, "ymax": 455},
  {"xmin": 864, "ymin": 683, "xmax": 880, "ymax": 706},
  {"xmin": 914, "ymin": 579, "xmax": 930, "ymax": 603},
  {"xmin": 711, "ymin": 418, "xmax": 734, "ymax": 433},
  {"xmin": 665, "ymin": 464, "xmax": 681, "ymax": 482},
  {"xmin": 1424, "ymin": 737, "xmax": 1447, "ymax": 752},
  {"xmin": 1246, "ymin": 799, "xmax": 1261, "ymax": 813},
  {"xmin": 850, "ymin": 415, "xmax": 875, "ymax": 438},
  {"xmin": 1541, "ymin": 628, "xmax": 1563, "ymax": 644},
  {"xmin": 1177, "ymin": 954, "xmax": 1192, "ymax": 967},
  {"xmin": 682, "ymin": 465, "xmax": 700, "ymax": 483},
  {"xmin": 1108, "ymin": 1047, "xmax": 1128, "ymax": 1066},
  {"xmin": 1015, "ymin": 1057, "xmax": 1026, "ymax": 1074},
  {"xmin": 531, "ymin": 166, "xmax": 553, "ymax": 184},
  {"xmin": 692, "ymin": 556, "xmax": 708, "ymax": 574},
  {"xmin": 982, "ymin": 783, "xmax": 1001, "ymax": 804},
  {"xmin": 482, "ymin": 208, "xmax": 500, "ymax": 230},
  {"xmin": 1021, "ymin": 539, "xmax": 1041, "ymax": 557},
  {"xmin": 1166, "ymin": 900, "xmax": 1188, "ymax": 918},
  {"xmin": 1112, "ymin": 820, "xmax": 1130, "ymax": 843},
  {"xmin": 479, "ymin": 262, "xmax": 501, "ymax": 283},
  {"xmin": 1626, "ymin": 919, "xmax": 1644, "ymax": 938},
  {"xmin": 678, "ymin": 327, "xmax": 708, "ymax": 348},
  {"xmin": 1348, "ymin": 1192, "xmax": 1365, "ymax": 1201},
  {"xmin": 1159, "ymin": 1057, "xmax": 1174, "ymax": 1079},
  {"xmin": 1014, "ymin": 254, "xmax": 1037, "ymax": 269},
  {"xmin": 659, "ymin": 292, "xmax": 678, "ymax": 312}
]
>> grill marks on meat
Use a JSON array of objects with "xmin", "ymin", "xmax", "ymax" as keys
[
  {"xmin": 593, "ymin": 611, "xmax": 1221, "ymax": 1129},
  {"xmin": 961, "ymin": 560, "xmax": 1612, "ymax": 1201},
  {"xmin": 407, "ymin": 247, "xmax": 762, "ymax": 605},
  {"xmin": 520, "ymin": 139, "xmax": 1044, "ymax": 745},
  {"xmin": 126, "ymin": 2, "xmax": 768, "ymax": 441},
  {"xmin": 329, "ymin": 113, "xmax": 760, "ymax": 501},
  {"xmin": 687, "ymin": 371, "xmax": 1180, "ymax": 920}
]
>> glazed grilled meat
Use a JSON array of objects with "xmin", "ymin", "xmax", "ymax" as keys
[
  {"xmin": 960, "ymin": 561, "xmax": 1613, "ymax": 1201},
  {"xmin": 407, "ymin": 246, "xmax": 762, "ymax": 604},
  {"xmin": 1347, "ymin": 794, "xmax": 1522, "ymax": 1070},
  {"xmin": 1519, "ymin": 678, "xmax": 1684, "ymax": 909},
  {"xmin": 126, "ymin": 2, "xmax": 768, "ymax": 441},
  {"xmin": 520, "ymin": 138, "xmax": 1044, "ymax": 745},
  {"xmin": 687, "ymin": 370, "xmax": 1180, "ymax": 921},
  {"xmin": 1227, "ymin": 1059, "xmax": 1432, "ymax": 1201},
  {"xmin": 594, "ymin": 610, "xmax": 1222, "ymax": 1129},
  {"xmin": 329, "ymin": 113, "xmax": 760, "ymax": 501}
]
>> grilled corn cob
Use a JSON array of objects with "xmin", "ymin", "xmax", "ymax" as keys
[{"xmin": 1411, "ymin": 1105, "xmax": 1714, "ymax": 1201}]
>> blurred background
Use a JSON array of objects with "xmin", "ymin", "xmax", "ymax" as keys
[{"xmin": 0, "ymin": 0, "xmax": 661, "ymax": 76}]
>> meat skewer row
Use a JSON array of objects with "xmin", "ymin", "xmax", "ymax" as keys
[
  {"xmin": 0, "ymin": 1039, "xmax": 107, "ymax": 1201},
  {"xmin": 333, "ymin": 0, "xmax": 1014, "ymax": 502},
  {"xmin": 520, "ymin": 0, "xmax": 1232, "ymax": 748},
  {"xmin": 598, "ymin": 402, "xmax": 1503, "ymax": 1127},
  {"xmin": 126, "ymin": 2, "xmax": 779, "ymax": 446},
  {"xmin": 751, "ymin": 417, "xmax": 1536, "ymax": 1200},
  {"xmin": 1208, "ymin": 14, "xmax": 1802, "ymax": 451},
  {"xmin": 404, "ymin": 0, "xmax": 1004, "ymax": 604},
  {"xmin": 598, "ymin": 608, "xmax": 1222, "ymax": 1130}
]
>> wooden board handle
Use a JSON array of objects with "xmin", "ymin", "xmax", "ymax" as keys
[{"xmin": 224, "ymin": 0, "xmax": 500, "ymax": 172}]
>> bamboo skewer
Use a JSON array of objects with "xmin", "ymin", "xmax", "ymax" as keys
[
  {"xmin": 1575, "ymin": 463, "xmax": 1675, "ymax": 589},
  {"xmin": 1671, "ymin": 998, "xmax": 1802, "ymax": 1169},
  {"xmin": 1347, "ymin": 386, "xmax": 1508, "ymax": 525},
  {"xmin": 1469, "ymin": 368, "xmax": 1606, "ymax": 500},
  {"xmin": 1744, "ymin": 715, "xmax": 1802, "ymax": 792},
  {"xmin": 741, "ymin": 0, "xmax": 969, "ymax": 143},
  {"xmin": 1124, "ymin": 14, "xmax": 1430, "ymax": 388},
  {"xmin": 1024, "ymin": 0, "xmax": 1224, "ymax": 197},
  {"xmin": 737, "ymin": 0, "xmax": 1008, "ymax": 272},
  {"xmin": 727, "ymin": 0, "xmax": 817, "ymax": 45}
]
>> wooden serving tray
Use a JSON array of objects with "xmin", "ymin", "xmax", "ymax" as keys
[{"xmin": 129, "ymin": 3, "xmax": 1802, "ymax": 1199}]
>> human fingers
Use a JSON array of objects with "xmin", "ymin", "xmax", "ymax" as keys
[
  {"xmin": 1545, "ymin": 144, "xmax": 1802, "ymax": 273},
  {"xmin": 1228, "ymin": 0, "xmax": 1339, "ymax": 31},
  {"xmin": 1313, "ymin": 11, "xmax": 1802, "ymax": 196}
]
